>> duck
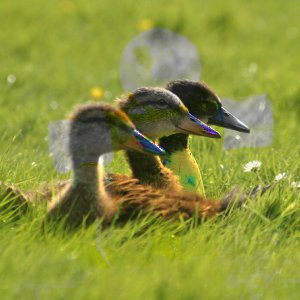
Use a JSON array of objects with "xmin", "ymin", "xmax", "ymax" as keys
[
  {"xmin": 103, "ymin": 86, "xmax": 264, "ymax": 221},
  {"xmin": 44, "ymin": 102, "xmax": 250, "ymax": 227},
  {"xmin": 105, "ymin": 87, "xmax": 262, "ymax": 216},
  {"xmin": 29, "ymin": 87, "xmax": 220, "ymax": 201},
  {"xmin": 158, "ymin": 79, "xmax": 250, "ymax": 196},
  {"xmin": 115, "ymin": 87, "xmax": 221, "ymax": 192},
  {"xmin": 45, "ymin": 102, "xmax": 166, "ymax": 228},
  {"xmin": 19, "ymin": 88, "xmax": 254, "ymax": 224}
]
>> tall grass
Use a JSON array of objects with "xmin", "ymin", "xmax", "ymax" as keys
[{"xmin": 0, "ymin": 0, "xmax": 299, "ymax": 299}]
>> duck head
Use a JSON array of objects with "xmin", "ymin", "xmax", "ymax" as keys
[
  {"xmin": 166, "ymin": 80, "xmax": 250, "ymax": 133},
  {"xmin": 69, "ymin": 103, "xmax": 165, "ymax": 167},
  {"xmin": 118, "ymin": 87, "xmax": 221, "ymax": 140}
]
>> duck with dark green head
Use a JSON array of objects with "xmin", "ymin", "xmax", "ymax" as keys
[{"xmin": 159, "ymin": 79, "xmax": 250, "ymax": 196}]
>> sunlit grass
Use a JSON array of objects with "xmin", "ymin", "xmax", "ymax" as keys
[{"xmin": 0, "ymin": 0, "xmax": 300, "ymax": 299}]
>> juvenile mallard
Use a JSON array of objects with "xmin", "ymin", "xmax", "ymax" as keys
[
  {"xmin": 117, "ymin": 87, "xmax": 221, "ymax": 192},
  {"xmin": 45, "ymin": 103, "xmax": 165, "ymax": 228},
  {"xmin": 33, "ymin": 87, "xmax": 220, "ymax": 200},
  {"xmin": 104, "ymin": 87, "xmax": 258, "ymax": 219},
  {"xmin": 159, "ymin": 79, "xmax": 250, "ymax": 195},
  {"xmin": 20, "ymin": 88, "xmax": 252, "ymax": 224}
]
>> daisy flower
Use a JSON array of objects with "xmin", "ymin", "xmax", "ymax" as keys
[
  {"xmin": 274, "ymin": 172, "xmax": 288, "ymax": 182},
  {"xmin": 291, "ymin": 181, "xmax": 300, "ymax": 189},
  {"xmin": 243, "ymin": 160, "xmax": 262, "ymax": 173}
]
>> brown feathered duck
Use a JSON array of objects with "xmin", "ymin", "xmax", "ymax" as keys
[
  {"xmin": 43, "ymin": 101, "xmax": 249, "ymax": 228},
  {"xmin": 159, "ymin": 79, "xmax": 250, "ymax": 196},
  {"xmin": 29, "ymin": 87, "xmax": 221, "ymax": 201},
  {"xmin": 45, "ymin": 102, "xmax": 166, "ymax": 228},
  {"xmin": 10, "ymin": 88, "xmax": 261, "ymax": 227}
]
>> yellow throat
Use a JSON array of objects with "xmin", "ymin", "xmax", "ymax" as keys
[{"xmin": 162, "ymin": 146, "xmax": 205, "ymax": 196}]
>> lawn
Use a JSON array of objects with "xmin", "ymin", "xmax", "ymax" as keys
[{"xmin": 0, "ymin": 0, "xmax": 300, "ymax": 299}]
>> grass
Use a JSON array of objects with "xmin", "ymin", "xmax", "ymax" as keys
[{"xmin": 0, "ymin": 0, "xmax": 300, "ymax": 299}]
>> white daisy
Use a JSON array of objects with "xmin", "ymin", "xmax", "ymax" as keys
[
  {"xmin": 274, "ymin": 172, "xmax": 288, "ymax": 182},
  {"xmin": 243, "ymin": 160, "xmax": 262, "ymax": 173},
  {"xmin": 291, "ymin": 181, "xmax": 300, "ymax": 189}
]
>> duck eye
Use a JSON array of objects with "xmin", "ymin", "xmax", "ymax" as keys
[{"xmin": 154, "ymin": 100, "xmax": 168, "ymax": 109}]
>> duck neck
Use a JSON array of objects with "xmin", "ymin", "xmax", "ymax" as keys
[
  {"xmin": 70, "ymin": 126, "xmax": 113, "ymax": 216},
  {"xmin": 73, "ymin": 162, "xmax": 101, "ymax": 187},
  {"xmin": 72, "ymin": 158, "xmax": 114, "ymax": 218},
  {"xmin": 159, "ymin": 134, "xmax": 205, "ymax": 196},
  {"xmin": 125, "ymin": 150, "xmax": 181, "ymax": 192}
]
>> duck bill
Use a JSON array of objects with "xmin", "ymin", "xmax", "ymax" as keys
[
  {"xmin": 175, "ymin": 113, "xmax": 221, "ymax": 138},
  {"xmin": 208, "ymin": 107, "xmax": 250, "ymax": 133},
  {"xmin": 123, "ymin": 129, "xmax": 166, "ymax": 155}
]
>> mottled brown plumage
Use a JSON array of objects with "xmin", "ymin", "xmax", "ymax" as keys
[
  {"xmin": 9, "ymin": 88, "xmax": 255, "ymax": 227},
  {"xmin": 33, "ymin": 86, "xmax": 215, "ymax": 198},
  {"xmin": 104, "ymin": 174, "xmax": 221, "ymax": 221}
]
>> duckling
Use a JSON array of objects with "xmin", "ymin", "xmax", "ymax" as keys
[
  {"xmin": 159, "ymin": 79, "xmax": 250, "ymax": 195},
  {"xmin": 45, "ymin": 103, "xmax": 166, "ymax": 228}
]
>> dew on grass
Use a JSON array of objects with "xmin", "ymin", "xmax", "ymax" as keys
[
  {"xmin": 7, "ymin": 74, "xmax": 16, "ymax": 85},
  {"xmin": 50, "ymin": 101, "xmax": 59, "ymax": 110}
]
